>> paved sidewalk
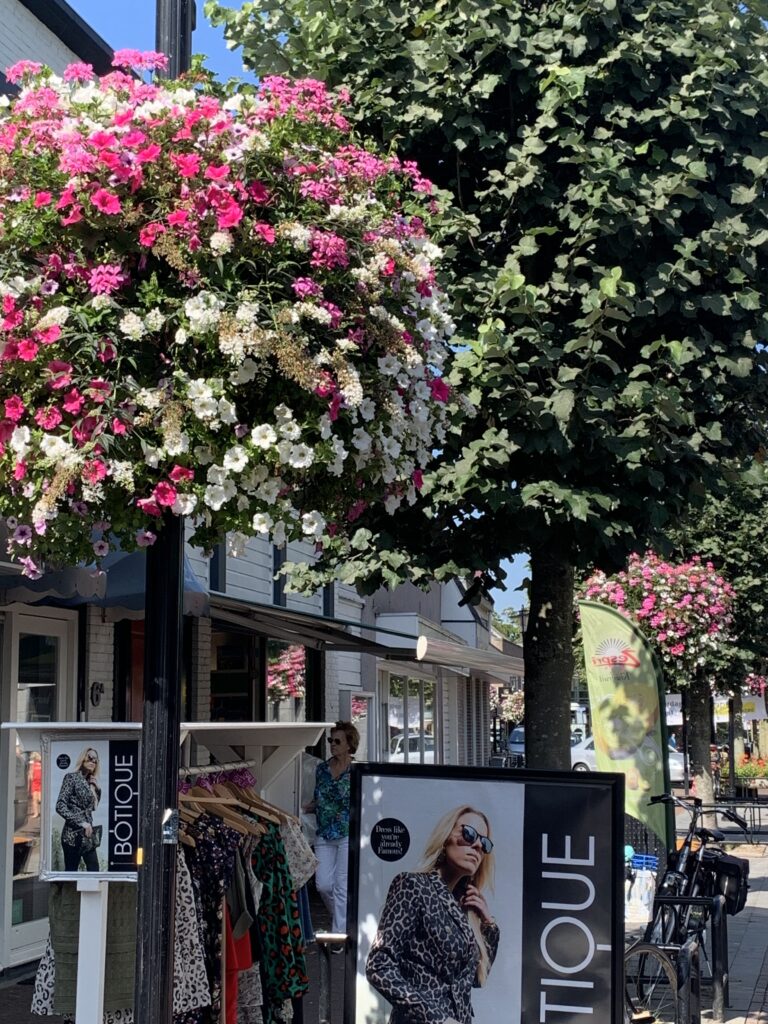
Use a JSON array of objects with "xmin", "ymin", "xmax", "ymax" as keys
[
  {"xmin": 702, "ymin": 842, "xmax": 768, "ymax": 1024},
  {"xmin": 2, "ymin": 844, "xmax": 767, "ymax": 1023}
]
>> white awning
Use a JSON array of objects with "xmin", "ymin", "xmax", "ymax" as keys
[{"xmin": 416, "ymin": 635, "xmax": 524, "ymax": 681}]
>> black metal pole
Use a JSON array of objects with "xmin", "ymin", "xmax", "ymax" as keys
[
  {"xmin": 156, "ymin": 0, "xmax": 195, "ymax": 80},
  {"xmin": 132, "ymin": 6, "xmax": 194, "ymax": 1017},
  {"xmin": 133, "ymin": 513, "xmax": 184, "ymax": 1023},
  {"xmin": 682, "ymin": 688, "xmax": 690, "ymax": 797}
]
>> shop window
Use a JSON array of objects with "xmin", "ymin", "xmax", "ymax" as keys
[
  {"xmin": 266, "ymin": 640, "xmax": 307, "ymax": 722},
  {"xmin": 380, "ymin": 672, "xmax": 439, "ymax": 765},
  {"xmin": 339, "ymin": 690, "xmax": 375, "ymax": 761},
  {"xmin": 211, "ymin": 629, "xmax": 258, "ymax": 722}
]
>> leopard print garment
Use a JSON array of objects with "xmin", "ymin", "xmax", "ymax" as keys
[{"xmin": 366, "ymin": 871, "xmax": 500, "ymax": 1024}]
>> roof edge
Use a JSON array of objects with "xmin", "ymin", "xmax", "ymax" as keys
[{"xmin": 18, "ymin": 0, "xmax": 114, "ymax": 74}]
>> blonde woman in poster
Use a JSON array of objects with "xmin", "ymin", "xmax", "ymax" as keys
[
  {"xmin": 366, "ymin": 805, "xmax": 499, "ymax": 1024},
  {"xmin": 55, "ymin": 746, "xmax": 102, "ymax": 871}
]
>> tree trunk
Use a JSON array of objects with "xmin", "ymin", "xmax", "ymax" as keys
[
  {"xmin": 688, "ymin": 669, "xmax": 716, "ymax": 825},
  {"xmin": 524, "ymin": 544, "xmax": 574, "ymax": 770}
]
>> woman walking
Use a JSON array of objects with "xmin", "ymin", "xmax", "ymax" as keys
[{"xmin": 305, "ymin": 720, "xmax": 359, "ymax": 937}]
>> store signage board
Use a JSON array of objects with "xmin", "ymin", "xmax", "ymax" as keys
[
  {"xmin": 40, "ymin": 729, "xmax": 141, "ymax": 881},
  {"xmin": 346, "ymin": 763, "xmax": 624, "ymax": 1024}
]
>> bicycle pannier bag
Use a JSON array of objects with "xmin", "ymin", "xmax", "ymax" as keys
[{"xmin": 715, "ymin": 854, "xmax": 749, "ymax": 915}]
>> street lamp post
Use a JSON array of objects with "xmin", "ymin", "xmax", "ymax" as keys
[{"xmin": 133, "ymin": 7, "xmax": 194, "ymax": 1020}]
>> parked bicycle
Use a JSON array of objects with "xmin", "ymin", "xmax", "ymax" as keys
[{"xmin": 624, "ymin": 793, "xmax": 749, "ymax": 1023}]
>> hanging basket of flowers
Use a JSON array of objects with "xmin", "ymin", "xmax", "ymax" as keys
[{"xmin": 0, "ymin": 53, "xmax": 453, "ymax": 579}]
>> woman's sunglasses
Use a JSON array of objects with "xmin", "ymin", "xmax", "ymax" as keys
[
  {"xmin": 328, "ymin": 737, "xmax": 342, "ymax": 745},
  {"xmin": 458, "ymin": 823, "xmax": 494, "ymax": 855}
]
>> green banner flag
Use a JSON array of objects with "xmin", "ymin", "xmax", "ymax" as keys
[{"xmin": 579, "ymin": 600, "xmax": 669, "ymax": 844}]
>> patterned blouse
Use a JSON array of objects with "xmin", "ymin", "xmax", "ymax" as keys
[
  {"xmin": 55, "ymin": 771, "xmax": 100, "ymax": 846},
  {"xmin": 313, "ymin": 758, "xmax": 352, "ymax": 840}
]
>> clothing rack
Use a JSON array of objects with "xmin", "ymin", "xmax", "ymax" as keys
[{"xmin": 179, "ymin": 759, "xmax": 259, "ymax": 776}]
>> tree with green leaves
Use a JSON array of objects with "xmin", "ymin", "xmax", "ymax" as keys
[
  {"xmin": 207, "ymin": 0, "xmax": 768, "ymax": 768},
  {"xmin": 671, "ymin": 463, "xmax": 768, "ymax": 760}
]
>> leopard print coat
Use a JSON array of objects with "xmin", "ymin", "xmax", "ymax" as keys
[{"xmin": 366, "ymin": 871, "xmax": 500, "ymax": 1024}]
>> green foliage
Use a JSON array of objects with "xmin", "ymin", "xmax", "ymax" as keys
[
  {"xmin": 210, "ymin": 0, "xmax": 768, "ymax": 595},
  {"xmin": 671, "ymin": 462, "xmax": 768, "ymax": 687}
]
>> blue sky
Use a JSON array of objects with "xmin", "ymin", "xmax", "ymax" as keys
[
  {"xmin": 67, "ymin": 0, "xmax": 255, "ymax": 81},
  {"xmin": 65, "ymin": 0, "xmax": 530, "ymax": 612}
]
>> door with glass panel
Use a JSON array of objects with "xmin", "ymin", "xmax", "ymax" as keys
[
  {"xmin": 381, "ymin": 672, "xmax": 439, "ymax": 764},
  {"xmin": 3, "ymin": 611, "xmax": 75, "ymax": 964}
]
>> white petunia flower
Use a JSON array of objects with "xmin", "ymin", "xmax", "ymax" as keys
[
  {"xmin": 218, "ymin": 398, "xmax": 237, "ymax": 424},
  {"xmin": 377, "ymin": 354, "xmax": 400, "ymax": 375},
  {"xmin": 301, "ymin": 510, "xmax": 326, "ymax": 539},
  {"xmin": 384, "ymin": 493, "xmax": 402, "ymax": 514},
  {"xmin": 204, "ymin": 480, "xmax": 235, "ymax": 510},
  {"xmin": 209, "ymin": 231, "xmax": 233, "ymax": 255},
  {"xmin": 119, "ymin": 312, "xmax": 146, "ymax": 340},
  {"xmin": 251, "ymin": 511, "xmax": 273, "ymax": 534},
  {"xmin": 278, "ymin": 420, "xmax": 301, "ymax": 441},
  {"xmin": 351, "ymin": 428, "xmax": 372, "ymax": 452},
  {"xmin": 172, "ymin": 494, "xmax": 197, "ymax": 515},
  {"xmin": 230, "ymin": 358, "xmax": 258, "ymax": 385},
  {"xmin": 288, "ymin": 444, "xmax": 314, "ymax": 470},
  {"xmin": 223, "ymin": 446, "xmax": 248, "ymax": 472},
  {"xmin": 10, "ymin": 426, "xmax": 31, "ymax": 456},
  {"xmin": 257, "ymin": 480, "xmax": 281, "ymax": 504},
  {"xmin": 145, "ymin": 308, "xmax": 165, "ymax": 331},
  {"xmin": 193, "ymin": 445, "xmax": 214, "ymax": 465},
  {"xmin": 251, "ymin": 424, "xmax": 277, "ymax": 449}
]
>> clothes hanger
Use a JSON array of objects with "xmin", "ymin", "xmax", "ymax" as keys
[{"xmin": 219, "ymin": 782, "xmax": 284, "ymax": 825}]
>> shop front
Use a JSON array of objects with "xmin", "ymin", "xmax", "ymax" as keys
[{"xmin": 0, "ymin": 604, "xmax": 79, "ymax": 970}]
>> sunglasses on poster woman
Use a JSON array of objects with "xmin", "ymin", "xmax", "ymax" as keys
[{"xmin": 457, "ymin": 823, "xmax": 494, "ymax": 855}]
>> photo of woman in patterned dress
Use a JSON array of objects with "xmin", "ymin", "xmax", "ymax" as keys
[
  {"xmin": 55, "ymin": 746, "xmax": 102, "ymax": 871},
  {"xmin": 365, "ymin": 805, "xmax": 500, "ymax": 1024}
]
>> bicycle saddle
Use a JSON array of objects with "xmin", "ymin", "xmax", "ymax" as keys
[{"xmin": 695, "ymin": 827, "xmax": 725, "ymax": 842}]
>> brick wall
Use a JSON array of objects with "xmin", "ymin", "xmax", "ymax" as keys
[{"xmin": 84, "ymin": 606, "xmax": 114, "ymax": 722}]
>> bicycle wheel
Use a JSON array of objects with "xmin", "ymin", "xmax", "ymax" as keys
[
  {"xmin": 644, "ymin": 902, "xmax": 679, "ymax": 946},
  {"xmin": 625, "ymin": 942, "xmax": 678, "ymax": 1023}
]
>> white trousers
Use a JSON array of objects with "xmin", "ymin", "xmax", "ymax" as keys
[{"xmin": 314, "ymin": 836, "xmax": 349, "ymax": 934}]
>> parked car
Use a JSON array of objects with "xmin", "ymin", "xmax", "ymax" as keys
[
  {"xmin": 507, "ymin": 726, "xmax": 525, "ymax": 766},
  {"xmin": 570, "ymin": 735, "xmax": 685, "ymax": 784},
  {"xmin": 389, "ymin": 733, "xmax": 435, "ymax": 764}
]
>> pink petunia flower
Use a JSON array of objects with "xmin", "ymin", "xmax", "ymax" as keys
[
  {"xmin": 63, "ymin": 62, "xmax": 94, "ymax": 82},
  {"xmin": 5, "ymin": 61, "xmax": 43, "ymax": 84},
  {"xmin": 88, "ymin": 264, "xmax": 125, "ymax": 295},
  {"xmin": 17, "ymin": 338, "xmax": 39, "ymax": 361},
  {"xmin": 47, "ymin": 360, "xmax": 73, "ymax": 389},
  {"xmin": 35, "ymin": 406, "xmax": 62, "ymax": 429},
  {"xmin": 153, "ymin": 481, "xmax": 177, "ymax": 507},
  {"xmin": 429, "ymin": 377, "xmax": 450, "ymax": 403},
  {"xmin": 91, "ymin": 189, "xmax": 122, "ymax": 215},
  {"xmin": 169, "ymin": 465, "xmax": 194, "ymax": 483}
]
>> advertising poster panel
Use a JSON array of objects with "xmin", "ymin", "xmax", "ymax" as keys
[
  {"xmin": 347, "ymin": 764, "xmax": 624, "ymax": 1024},
  {"xmin": 40, "ymin": 731, "xmax": 140, "ymax": 880},
  {"xmin": 579, "ymin": 599, "xmax": 669, "ymax": 844}
]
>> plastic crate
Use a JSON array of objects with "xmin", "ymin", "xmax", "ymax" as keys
[{"xmin": 631, "ymin": 854, "xmax": 659, "ymax": 871}]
